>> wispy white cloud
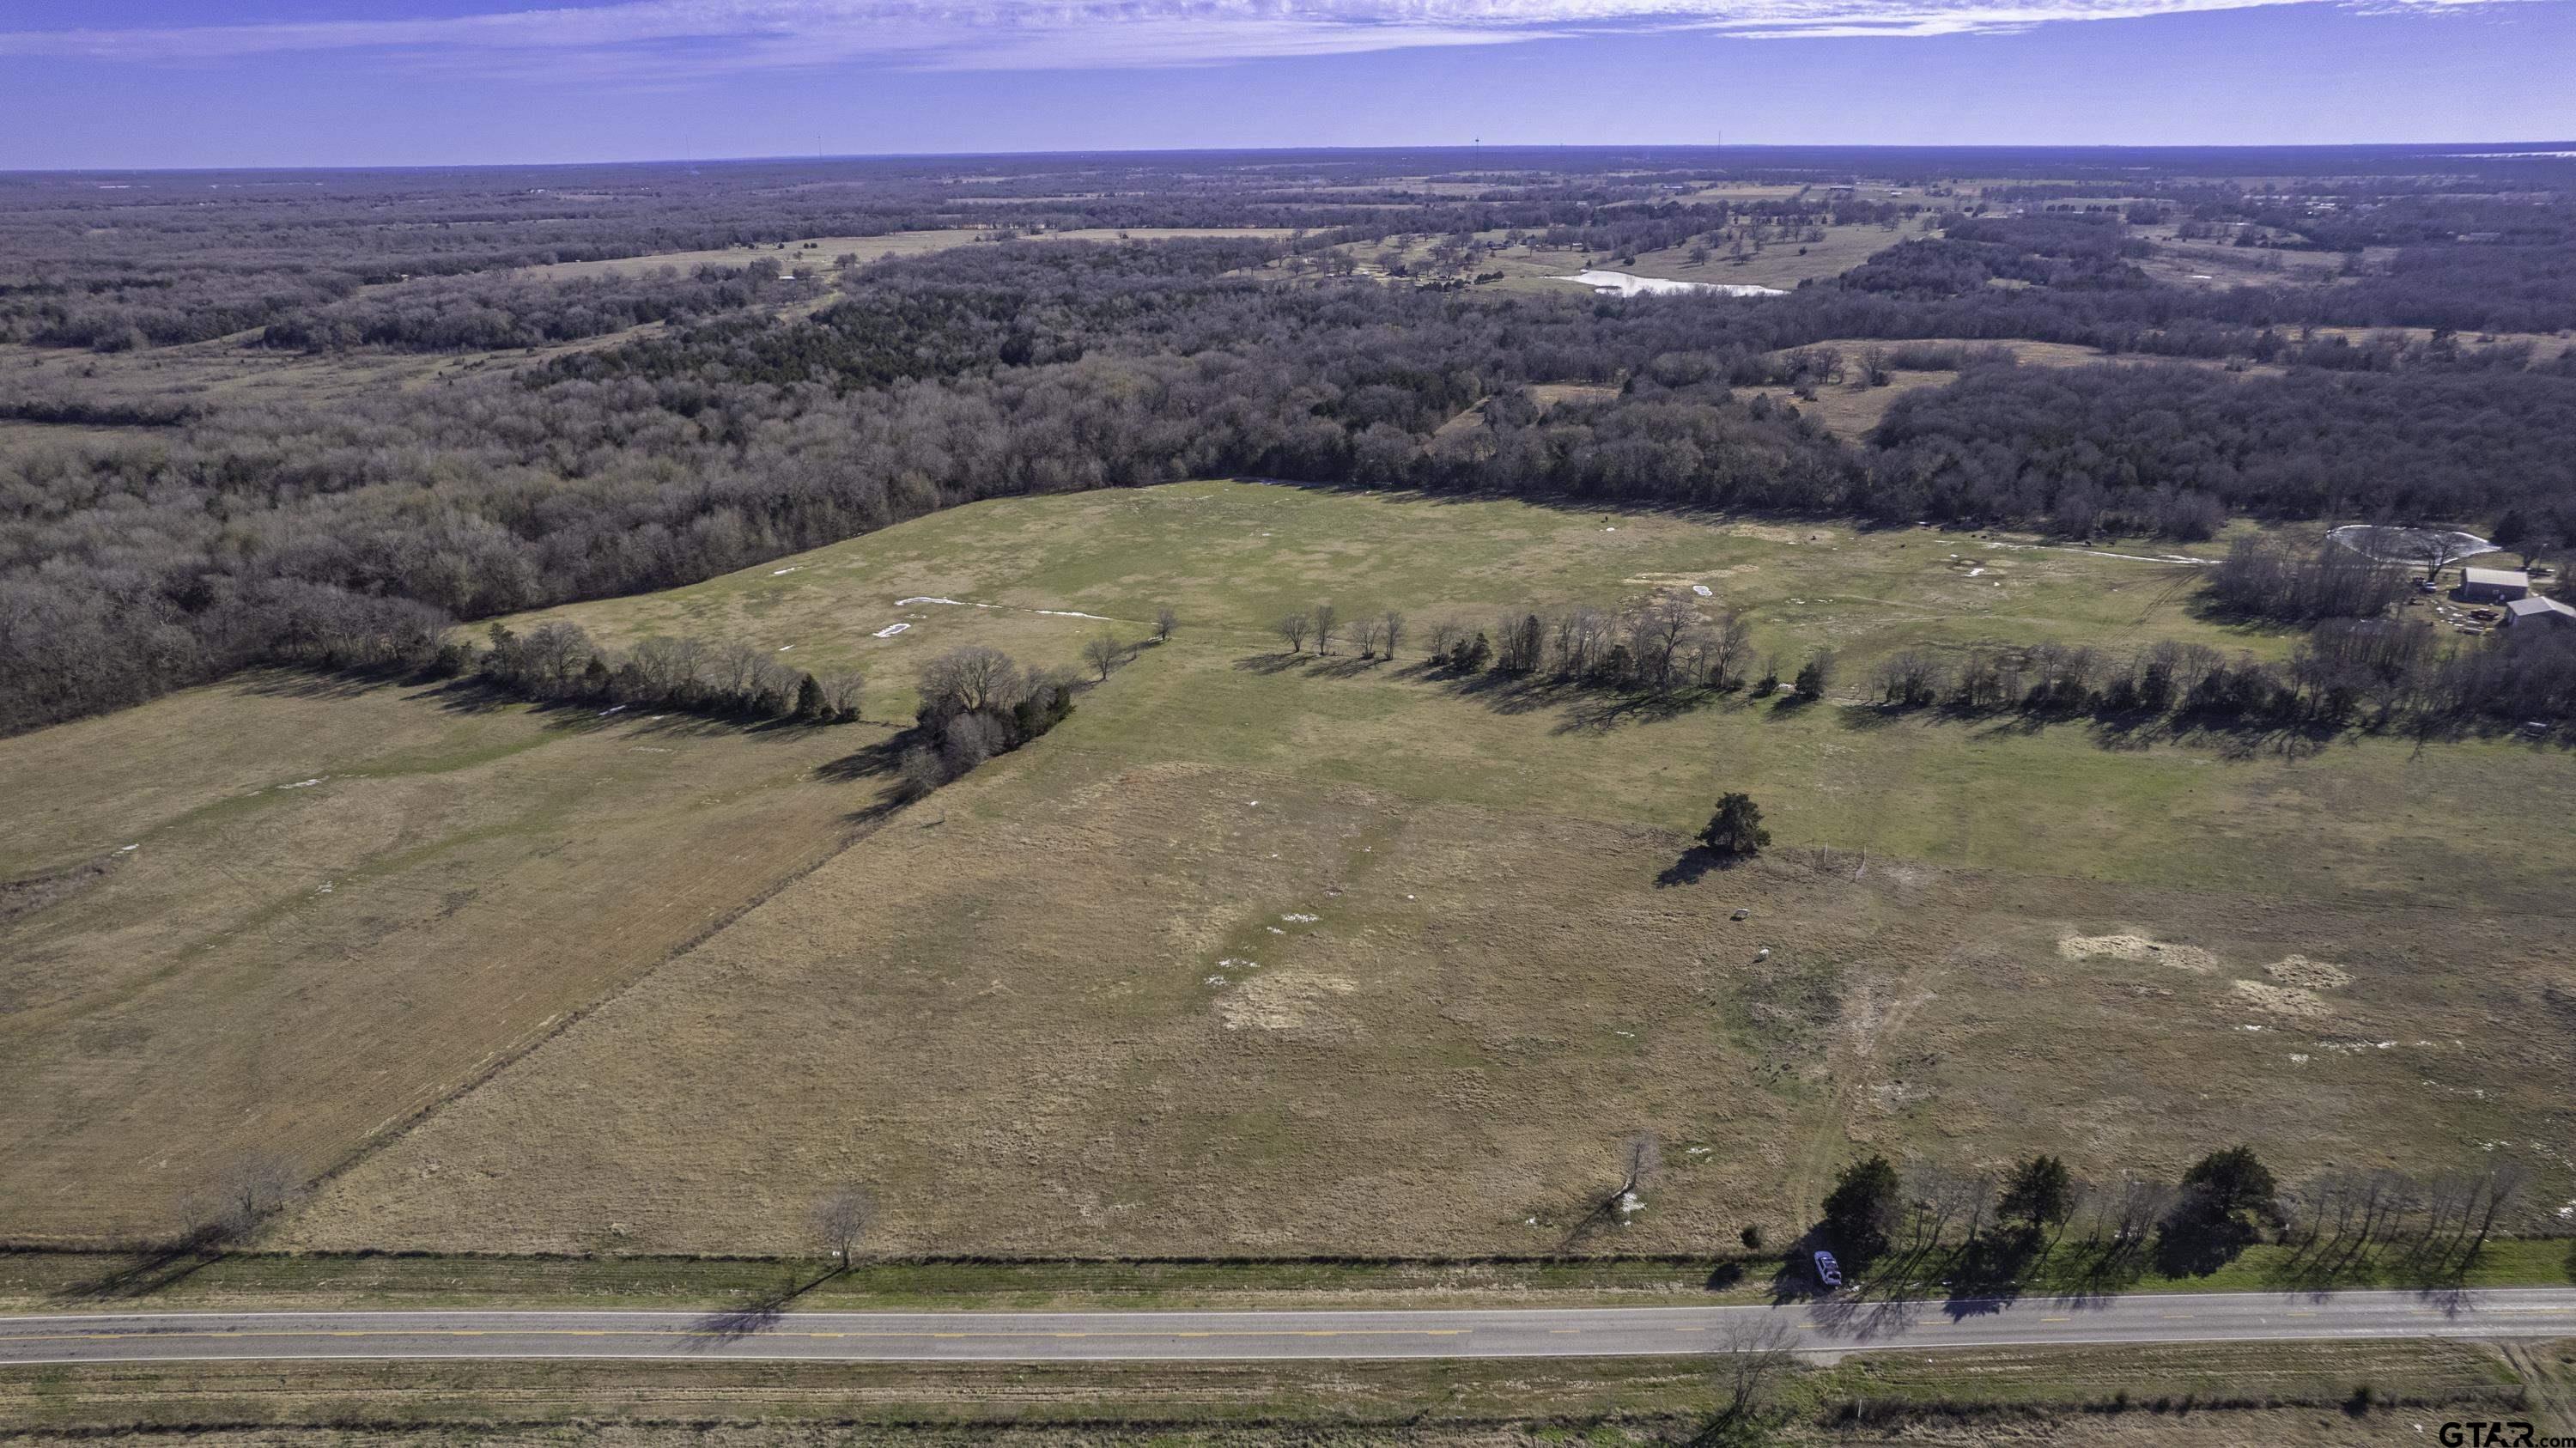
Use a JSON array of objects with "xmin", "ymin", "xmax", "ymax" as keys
[{"xmin": 0, "ymin": 0, "xmax": 2548, "ymax": 72}]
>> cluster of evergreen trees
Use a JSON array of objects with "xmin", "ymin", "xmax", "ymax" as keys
[{"xmin": 1818, "ymin": 1145, "xmax": 2531, "ymax": 1282}]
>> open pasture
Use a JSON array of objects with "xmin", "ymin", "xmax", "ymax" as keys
[
  {"xmin": 286, "ymin": 482, "xmax": 2576, "ymax": 1255},
  {"xmin": 0, "ymin": 675, "xmax": 884, "ymax": 1242}
]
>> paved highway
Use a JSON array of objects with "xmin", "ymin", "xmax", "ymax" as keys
[{"xmin": 4, "ymin": 1289, "xmax": 2573, "ymax": 1365}]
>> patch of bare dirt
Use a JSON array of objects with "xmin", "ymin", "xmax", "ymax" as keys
[
  {"xmin": 2264, "ymin": 955, "xmax": 2352, "ymax": 989},
  {"xmin": 1219, "ymin": 971, "xmax": 1359, "ymax": 1031},
  {"xmin": 0, "ymin": 853, "xmax": 121, "ymax": 928},
  {"xmin": 2233, "ymin": 980, "xmax": 2330, "ymax": 1019},
  {"xmin": 2058, "ymin": 934, "xmax": 2219, "ymax": 973}
]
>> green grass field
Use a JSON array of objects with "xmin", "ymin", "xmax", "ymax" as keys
[{"xmin": 209, "ymin": 481, "xmax": 2576, "ymax": 1258}]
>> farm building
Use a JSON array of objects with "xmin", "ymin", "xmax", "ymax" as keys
[
  {"xmin": 2501, "ymin": 595, "xmax": 2576, "ymax": 628},
  {"xmin": 2460, "ymin": 567, "xmax": 2532, "ymax": 602}
]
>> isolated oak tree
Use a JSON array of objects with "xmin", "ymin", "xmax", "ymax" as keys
[{"xmin": 1698, "ymin": 793, "xmax": 1771, "ymax": 858}]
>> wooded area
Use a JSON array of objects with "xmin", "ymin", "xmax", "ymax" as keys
[{"xmin": 6, "ymin": 149, "xmax": 2573, "ymax": 733}]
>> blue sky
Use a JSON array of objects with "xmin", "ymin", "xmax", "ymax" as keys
[{"xmin": 3, "ymin": 0, "xmax": 2572, "ymax": 167}]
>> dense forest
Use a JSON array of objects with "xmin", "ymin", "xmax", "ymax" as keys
[{"xmin": 4, "ymin": 148, "xmax": 2574, "ymax": 733}]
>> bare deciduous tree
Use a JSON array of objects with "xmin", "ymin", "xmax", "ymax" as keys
[
  {"xmin": 1619, "ymin": 1132, "xmax": 1662, "ymax": 1197},
  {"xmin": 811, "ymin": 1183, "xmax": 875, "ymax": 1269},
  {"xmin": 182, "ymin": 1152, "xmax": 300, "ymax": 1248},
  {"xmin": 918, "ymin": 646, "xmax": 1023, "ymax": 718},
  {"xmin": 1276, "ymin": 611, "xmax": 1309, "ymax": 654},
  {"xmin": 1381, "ymin": 611, "xmax": 1405, "ymax": 660},
  {"xmin": 1716, "ymin": 1315, "xmax": 1801, "ymax": 1421},
  {"xmin": 1354, "ymin": 617, "xmax": 1382, "ymax": 658},
  {"xmin": 1706, "ymin": 608, "xmax": 1754, "ymax": 690},
  {"xmin": 2464, "ymin": 1162, "xmax": 2530, "ymax": 1260},
  {"xmin": 1311, "ymin": 602, "xmax": 1338, "ymax": 656},
  {"xmin": 899, "ymin": 745, "xmax": 947, "ymax": 799},
  {"xmin": 1153, "ymin": 605, "xmax": 1178, "ymax": 643},
  {"xmin": 819, "ymin": 672, "xmax": 863, "ymax": 721},
  {"xmin": 1082, "ymin": 634, "xmax": 1123, "ymax": 681}
]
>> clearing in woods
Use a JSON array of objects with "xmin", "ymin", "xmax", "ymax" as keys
[{"xmin": 244, "ymin": 481, "xmax": 2576, "ymax": 1256}]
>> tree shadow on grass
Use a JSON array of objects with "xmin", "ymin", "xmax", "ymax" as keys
[
  {"xmin": 235, "ymin": 666, "xmax": 407, "ymax": 704},
  {"xmin": 1552, "ymin": 684, "xmax": 1715, "ymax": 735},
  {"xmin": 46, "ymin": 1246, "xmax": 224, "ymax": 1304},
  {"xmin": 690, "ymin": 1268, "xmax": 838, "ymax": 1345},
  {"xmin": 1656, "ymin": 846, "xmax": 1753, "ymax": 888},
  {"xmin": 1831, "ymin": 702, "xmax": 1911, "ymax": 733}
]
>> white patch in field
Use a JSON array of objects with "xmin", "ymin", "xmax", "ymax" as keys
[
  {"xmin": 117, "ymin": 843, "xmax": 138, "ymax": 853},
  {"xmin": 895, "ymin": 596, "xmax": 993, "ymax": 608},
  {"xmin": 2289, "ymin": 1053, "xmax": 2310, "ymax": 1063},
  {"xmin": 872, "ymin": 623, "xmax": 910, "ymax": 638},
  {"xmin": 1038, "ymin": 610, "xmax": 1111, "ymax": 619},
  {"xmin": 770, "ymin": 566, "xmax": 800, "ymax": 575},
  {"xmin": 599, "ymin": 704, "xmax": 627, "ymax": 715},
  {"xmin": 279, "ymin": 777, "xmax": 325, "ymax": 789},
  {"xmin": 1549, "ymin": 270, "xmax": 1785, "ymax": 299},
  {"xmin": 1281, "ymin": 912, "xmax": 1318, "ymax": 923},
  {"xmin": 1205, "ymin": 975, "xmax": 1228, "ymax": 987},
  {"xmin": 1268, "ymin": 927, "xmax": 1285, "ymax": 934},
  {"xmin": 1692, "ymin": 584, "xmax": 1712, "ymax": 595},
  {"xmin": 776, "ymin": 645, "xmax": 793, "ymax": 651}
]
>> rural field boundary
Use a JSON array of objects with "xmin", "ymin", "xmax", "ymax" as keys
[{"xmin": 271, "ymin": 776, "xmax": 916, "ymax": 1244}]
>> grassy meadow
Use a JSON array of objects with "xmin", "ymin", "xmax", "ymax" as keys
[
  {"xmin": 241, "ymin": 481, "xmax": 2576, "ymax": 1256},
  {"xmin": 0, "ymin": 674, "xmax": 885, "ymax": 1242}
]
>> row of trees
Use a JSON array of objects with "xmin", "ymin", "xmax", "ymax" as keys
[
  {"xmin": 477, "ymin": 620, "xmax": 863, "ymax": 723},
  {"xmin": 1820, "ymin": 1146, "xmax": 2536, "ymax": 1281},
  {"xmin": 1870, "ymin": 624, "xmax": 2576, "ymax": 732}
]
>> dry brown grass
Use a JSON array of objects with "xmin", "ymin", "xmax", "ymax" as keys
[
  {"xmin": 287, "ymin": 737, "xmax": 2575, "ymax": 1256},
  {"xmin": 0, "ymin": 675, "xmax": 884, "ymax": 1243},
  {"xmin": 0, "ymin": 1339, "xmax": 2533, "ymax": 1445}
]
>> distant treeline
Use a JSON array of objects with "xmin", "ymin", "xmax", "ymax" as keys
[
  {"xmin": 8, "ymin": 162, "xmax": 2576, "ymax": 734},
  {"xmin": 256, "ymin": 261, "xmax": 823, "ymax": 354}
]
